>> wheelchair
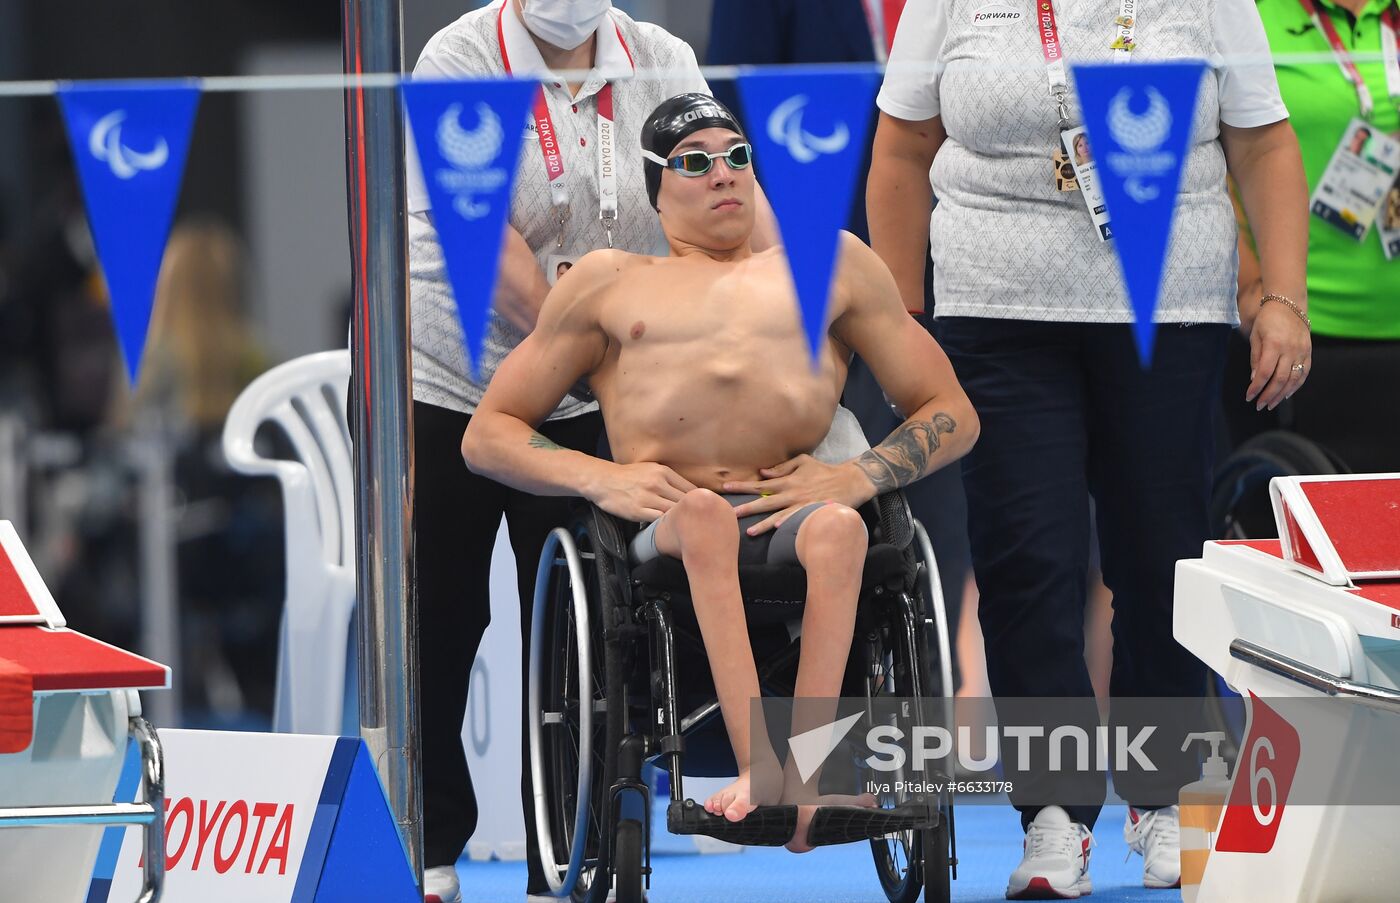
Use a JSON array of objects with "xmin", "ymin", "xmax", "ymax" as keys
[{"xmin": 526, "ymin": 488, "xmax": 958, "ymax": 903}]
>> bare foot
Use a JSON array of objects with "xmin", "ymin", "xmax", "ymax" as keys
[
  {"xmin": 785, "ymin": 792, "xmax": 877, "ymax": 853},
  {"xmin": 703, "ymin": 770, "xmax": 767, "ymax": 823}
]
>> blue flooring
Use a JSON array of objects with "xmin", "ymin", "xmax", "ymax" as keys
[{"xmin": 456, "ymin": 801, "xmax": 1171, "ymax": 902}]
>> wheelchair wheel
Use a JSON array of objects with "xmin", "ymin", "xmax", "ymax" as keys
[
  {"xmin": 865, "ymin": 626, "xmax": 931, "ymax": 903},
  {"xmin": 530, "ymin": 525, "xmax": 612, "ymax": 902},
  {"xmin": 914, "ymin": 520, "xmax": 956, "ymax": 705},
  {"xmin": 865, "ymin": 565, "xmax": 950, "ymax": 903},
  {"xmin": 1210, "ymin": 429, "xmax": 1347, "ymax": 540},
  {"xmin": 612, "ymin": 818, "xmax": 644, "ymax": 903},
  {"xmin": 923, "ymin": 817, "xmax": 952, "ymax": 903}
]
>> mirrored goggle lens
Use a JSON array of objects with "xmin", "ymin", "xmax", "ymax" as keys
[
  {"xmin": 670, "ymin": 144, "xmax": 754, "ymax": 175},
  {"xmin": 672, "ymin": 152, "xmax": 715, "ymax": 174}
]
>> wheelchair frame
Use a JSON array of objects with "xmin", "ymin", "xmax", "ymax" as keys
[{"xmin": 527, "ymin": 492, "xmax": 958, "ymax": 903}]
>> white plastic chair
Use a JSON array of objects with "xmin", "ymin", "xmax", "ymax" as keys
[{"xmin": 223, "ymin": 350, "xmax": 355, "ymax": 735}]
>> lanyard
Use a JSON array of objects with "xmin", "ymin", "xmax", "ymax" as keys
[
  {"xmin": 861, "ymin": 0, "xmax": 887, "ymax": 63},
  {"xmin": 597, "ymin": 85, "xmax": 617, "ymax": 247},
  {"xmin": 1385, "ymin": 10, "xmax": 1400, "ymax": 106},
  {"xmin": 861, "ymin": 0, "xmax": 905, "ymax": 62},
  {"xmin": 1297, "ymin": 0, "xmax": 1400, "ymax": 120},
  {"xmin": 1037, "ymin": 0, "xmax": 1137, "ymax": 127},
  {"xmin": 497, "ymin": 5, "xmax": 631, "ymax": 247}
]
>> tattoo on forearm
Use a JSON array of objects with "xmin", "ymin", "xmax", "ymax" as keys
[
  {"xmin": 528, "ymin": 432, "xmax": 562, "ymax": 451},
  {"xmin": 855, "ymin": 413, "xmax": 957, "ymax": 493}
]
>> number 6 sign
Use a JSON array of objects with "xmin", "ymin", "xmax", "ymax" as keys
[{"xmin": 1216, "ymin": 693, "xmax": 1301, "ymax": 854}]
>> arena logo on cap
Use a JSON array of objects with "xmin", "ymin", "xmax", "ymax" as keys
[
  {"xmin": 972, "ymin": 3, "xmax": 1023, "ymax": 25},
  {"xmin": 435, "ymin": 101, "xmax": 509, "ymax": 221},
  {"xmin": 680, "ymin": 103, "xmax": 730, "ymax": 124}
]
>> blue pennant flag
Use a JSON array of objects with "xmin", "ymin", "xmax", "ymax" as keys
[
  {"xmin": 57, "ymin": 83, "xmax": 201, "ymax": 384},
  {"xmin": 401, "ymin": 78, "xmax": 536, "ymax": 377},
  {"xmin": 737, "ymin": 68, "xmax": 880, "ymax": 362},
  {"xmin": 1074, "ymin": 61, "xmax": 1206, "ymax": 364}
]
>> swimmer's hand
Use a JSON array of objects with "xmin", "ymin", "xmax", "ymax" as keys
[
  {"xmin": 723, "ymin": 455, "xmax": 875, "ymax": 536},
  {"xmin": 584, "ymin": 461, "xmax": 698, "ymax": 523}
]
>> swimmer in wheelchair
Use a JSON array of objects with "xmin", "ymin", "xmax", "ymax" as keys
[{"xmin": 463, "ymin": 94, "xmax": 978, "ymax": 901}]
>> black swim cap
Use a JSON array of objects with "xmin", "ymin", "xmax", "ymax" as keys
[{"xmin": 640, "ymin": 93, "xmax": 746, "ymax": 209}]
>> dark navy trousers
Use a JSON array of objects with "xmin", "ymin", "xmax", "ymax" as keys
[{"xmin": 934, "ymin": 317, "xmax": 1229, "ymax": 830}]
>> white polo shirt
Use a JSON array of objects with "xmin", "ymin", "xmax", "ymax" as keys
[
  {"xmin": 877, "ymin": 0, "xmax": 1289, "ymax": 325},
  {"xmin": 407, "ymin": 0, "xmax": 708, "ymax": 417}
]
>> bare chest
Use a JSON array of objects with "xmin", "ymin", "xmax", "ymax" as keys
[{"xmin": 601, "ymin": 265, "xmax": 813, "ymax": 361}]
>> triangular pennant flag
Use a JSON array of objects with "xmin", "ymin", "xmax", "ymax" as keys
[
  {"xmin": 401, "ymin": 78, "xmax": 536, "ymax": 378},
  {"xmin": 57, "ymin": 83, "xmax": 201, "ymax": 384},
  {"xmin": 737, "ymin": 68, "xmax": 880, "ymax": 362},
  {"xmin": 1073, "ymin": 61, "xmax": 1205, "ymax": 365}
]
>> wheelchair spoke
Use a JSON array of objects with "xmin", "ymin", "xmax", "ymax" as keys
[
  {"xmin": 862, "ymin": 618, "xmax": 935, "ymax": 901},
  {"xmin": 885, "ymin": 835, "xmax": 908, "ymax": 876}
]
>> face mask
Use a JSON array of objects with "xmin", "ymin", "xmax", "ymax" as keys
[{"xmin": 520, "ymin": 0, "xmax": 612, "ymax": 51}]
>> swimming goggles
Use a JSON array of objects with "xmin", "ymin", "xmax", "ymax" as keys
[{"xmin": 642, "ymin": 143, "xmax": 754, "ymax": 177}]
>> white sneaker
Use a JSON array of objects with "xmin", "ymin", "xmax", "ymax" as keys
[
  {"xmin": 424, "ymin": 864, "xmax": 462, "ymax": 903},
  {"xmin": 1124, "ymin": 805, "xmax": 1181, "ymax": 888},
  {"xmin": 1006, "ymin": 806, "xmax": 1094, "ymax": 900}
]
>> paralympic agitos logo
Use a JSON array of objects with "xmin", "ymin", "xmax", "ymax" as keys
[{"xmin": 435, "ymin": 102, "xmax": 510, "ymax": 221}]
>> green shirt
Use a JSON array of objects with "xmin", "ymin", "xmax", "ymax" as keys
[{"xmin": 1256, "ymin": 0, "xmax": 1400, "ymax": 338}]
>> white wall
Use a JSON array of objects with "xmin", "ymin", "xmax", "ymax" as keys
[{"xmin": 240, "ymin": 45, "xmax": 352, "ymax": 362}]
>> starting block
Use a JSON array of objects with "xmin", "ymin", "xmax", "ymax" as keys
[
  {"xmin": 0, "ymin": 516, "xmax": 420, "ymax": 902},
  {"xmin": 0, "ymin": 521, "xmax": 170, "ymax": 903},
  {"xmin": 1175, "ymin": 474, "xmax": 1400, "ymax": 902}
]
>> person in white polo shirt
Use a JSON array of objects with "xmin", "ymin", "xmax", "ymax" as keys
[
  {"xmin": 867, "ymin": 0, "xmax": 1311, "ymax": 898},
  {"xmin": 402, "ymin": 3, "xmax": 776, "ymax": 901}
]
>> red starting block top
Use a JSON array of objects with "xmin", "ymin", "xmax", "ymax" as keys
[
  {"xmin": 0, "ymin": 521, "xmax": 65, "ymax": 626},
  {"xmin": 1269, "ymin": 474, "xmax": 1400, "ymax": 586},
  {"xmin": 0, "ymin": 626, "xmax": 170, "ymax": 693},
  {"xmin": 1216, "ymin": 538, "xmax": 1400, "ymax": 613},
  {"xmin": 0, "ymin": 522, "xmax": 169, "ymax": 754}
]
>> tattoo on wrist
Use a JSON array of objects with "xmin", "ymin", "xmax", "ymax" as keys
[
  {"xmin": 855, "ymin": 452, "xmax": 898, "ymax": 492},
  {"xmin": 855, "ymin": 413, "xmax": 957, "ymax": 493},
  {"xmin": 529, "ymin": 432, "xmax": 562, "ymax": 451}
]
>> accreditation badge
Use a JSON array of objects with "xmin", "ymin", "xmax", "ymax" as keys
[
  {"xmin": 1054, "ymin": 147, "xmax": 1079, "ymax": 192},
  {"xmin": 1310, "ymin": 118, "xmax": 1400, "ymax": 242},
  {"xmin": 546, "ymin": 253, "xmax": 581, "ymax": 286},
  {"xmin": 1377, "ymin": 177, "xmax": 1400, "ymax": 259},
  {"xmin": 1061, "ymin": 127, "xmax": 1113, "ymax": 242}
]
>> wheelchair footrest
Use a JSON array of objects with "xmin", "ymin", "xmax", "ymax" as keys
[
  {"xmin": 805, "ymin": 803, "xmax": 938, "ymax": 848},
  {"xmin": 666, "ymin": 799, "xmax": 798, "ymax": 847}
]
